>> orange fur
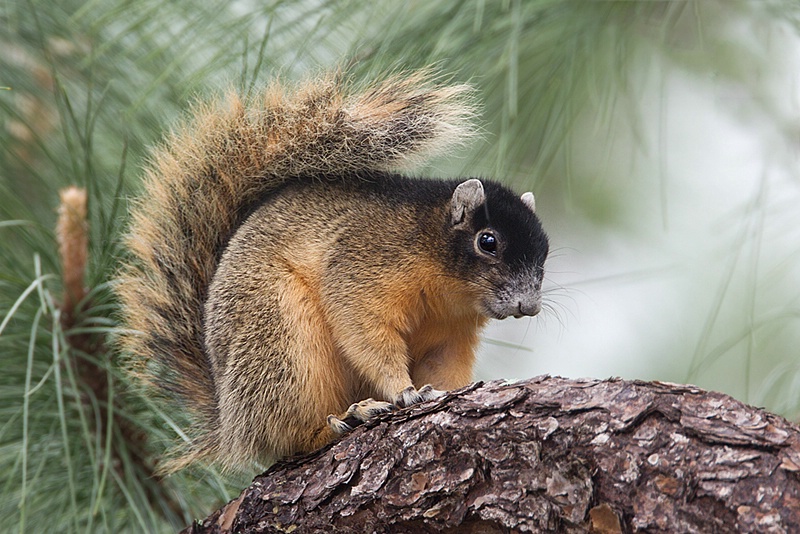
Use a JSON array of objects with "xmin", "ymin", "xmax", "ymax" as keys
[{"xmin": 115, "ymin": 71, "xmax": 545, "ymax": 473}]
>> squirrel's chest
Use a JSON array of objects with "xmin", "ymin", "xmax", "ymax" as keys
[{"xmin": 403, "ymin": 303, "xmax": 485, "ymax": 361}]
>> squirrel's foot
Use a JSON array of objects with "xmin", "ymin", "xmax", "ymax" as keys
[
  {"xmin": 327, "ymin": 398, "xmax": 395, "ymax": 435},
  {"xmin": 394, "ymin": 384, "xmax": 445, "ymax": 409}
]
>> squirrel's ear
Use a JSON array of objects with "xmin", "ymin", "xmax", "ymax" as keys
[
  {"xmin": 521, "ymin": 192, "xmax": 536, "ymax": 213},
  {"xmin": 451, "ymin": 179, "xmax": 485, "ymax": 225}
]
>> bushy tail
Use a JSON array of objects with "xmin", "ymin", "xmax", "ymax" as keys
[{"xmin": 116, "ymin": 71, "xmax": 476, "ymax": 470}]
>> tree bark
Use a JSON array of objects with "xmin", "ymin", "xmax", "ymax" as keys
[{"xmin": 184, "ymin": 377, "xmax": 800, "ymax": 533}]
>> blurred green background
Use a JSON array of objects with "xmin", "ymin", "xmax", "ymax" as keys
[{"xmin": 2, "ymin": 0, "xmax": 799, "ymax": 531}]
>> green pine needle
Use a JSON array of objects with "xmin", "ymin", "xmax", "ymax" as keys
[{"xmin": 2, "ymin": 0, "xmax": 799, "ymax": 531}]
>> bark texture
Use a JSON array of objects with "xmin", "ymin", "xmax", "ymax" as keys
[{"xmin": 185, "ymin": 377, "xmax": 800, "ymax": 533}]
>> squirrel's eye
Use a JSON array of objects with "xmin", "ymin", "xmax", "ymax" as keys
[{"xmin": 478, "ymin": 232, "xmax": 498, "ymax": 256}]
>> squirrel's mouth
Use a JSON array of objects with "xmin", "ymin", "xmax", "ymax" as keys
[{"xmin": 483, "ymin": 295, "xmax": 542, "ymax": 320}]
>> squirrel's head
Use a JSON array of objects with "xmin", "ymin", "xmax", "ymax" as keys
[{"xmin": 446, "ymin": 179, "xmax": 549, "ymax": 320}]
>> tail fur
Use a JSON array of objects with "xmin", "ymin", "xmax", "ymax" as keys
[{"xmin": 116, "ymin": 71, "xmax": 475, "ymax": 470}]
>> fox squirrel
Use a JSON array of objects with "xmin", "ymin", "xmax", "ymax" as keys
[{"xmin": 117, "ymin": 71, "xmax": 549, "ymax": 472}]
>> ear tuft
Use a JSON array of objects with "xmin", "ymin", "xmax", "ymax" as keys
[
  {"xmin": 520, "ymin": 192, "xmax": 536, "ymax": 213},
  {"xmin": 451, "ymin": 179, "xmax": 485, "ymax": 225}
]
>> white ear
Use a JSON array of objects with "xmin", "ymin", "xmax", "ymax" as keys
[
  {"xmin": 521, "ymin": 192, "xmax": 536, "ymax": 213},
  {"xmin": 451, "ymin": 179, "xmax": 485, "ymax": 225}
]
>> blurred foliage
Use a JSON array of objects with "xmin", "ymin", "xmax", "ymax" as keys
[{"xmin": 1, "ymin": 0, "xmax": 798, "ymax": 531}]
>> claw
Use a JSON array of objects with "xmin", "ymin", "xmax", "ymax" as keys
[
  {"xmin": 394, "ymin": 384, "xmax": 446, "ymax": 408},
  {"xmin": 327, "ymin": 414, "xmax": 353, "ymax": 435},
  {"xmin": 327, "ymin": 398, "xmax": 395, "ymax": 435}
]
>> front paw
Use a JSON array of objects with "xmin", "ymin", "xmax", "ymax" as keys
[
  {"xmin": 327, "ymin": 398, "xmax": 395, "ymax": 435},
  {"xmin": 394, "ymin": 384, "xmax": 445, "ymax": 409}
]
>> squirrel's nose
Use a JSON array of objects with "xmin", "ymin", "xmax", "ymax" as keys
[{"xmin": 514, "ymin": 299, "xmax": 542, "ymax": 318}]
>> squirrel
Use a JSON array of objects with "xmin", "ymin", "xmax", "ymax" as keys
[{"xmin": 117, "ymin": 71, "xmax": 549, "ymax": 473}]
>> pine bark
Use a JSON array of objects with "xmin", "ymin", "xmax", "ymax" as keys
[{"xmin": 184, "ymin": 377, "xmax": 800, "ymax": 533}]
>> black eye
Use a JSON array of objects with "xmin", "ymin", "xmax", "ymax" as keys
[{"xmin": 478, "ymin": 232, "xmax": 497, "ymax": 256}]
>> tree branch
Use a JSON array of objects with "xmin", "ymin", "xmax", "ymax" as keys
[{"xmin": 184, "ymin": 377, "xmax": 800, "ymax": 533}]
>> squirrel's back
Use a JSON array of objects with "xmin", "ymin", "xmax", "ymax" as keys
[{"xmin": 117, "ymin": 72, "xmax": 478, "ymax": 470}]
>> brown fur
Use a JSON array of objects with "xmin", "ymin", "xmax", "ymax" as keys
[
  {"xmin": 116, "ymin": 71, "xmax": 481, "ymax": 471},
  {"xmin": 204, "ymin": 183, "xmax": 491, "ymax": 467}
]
